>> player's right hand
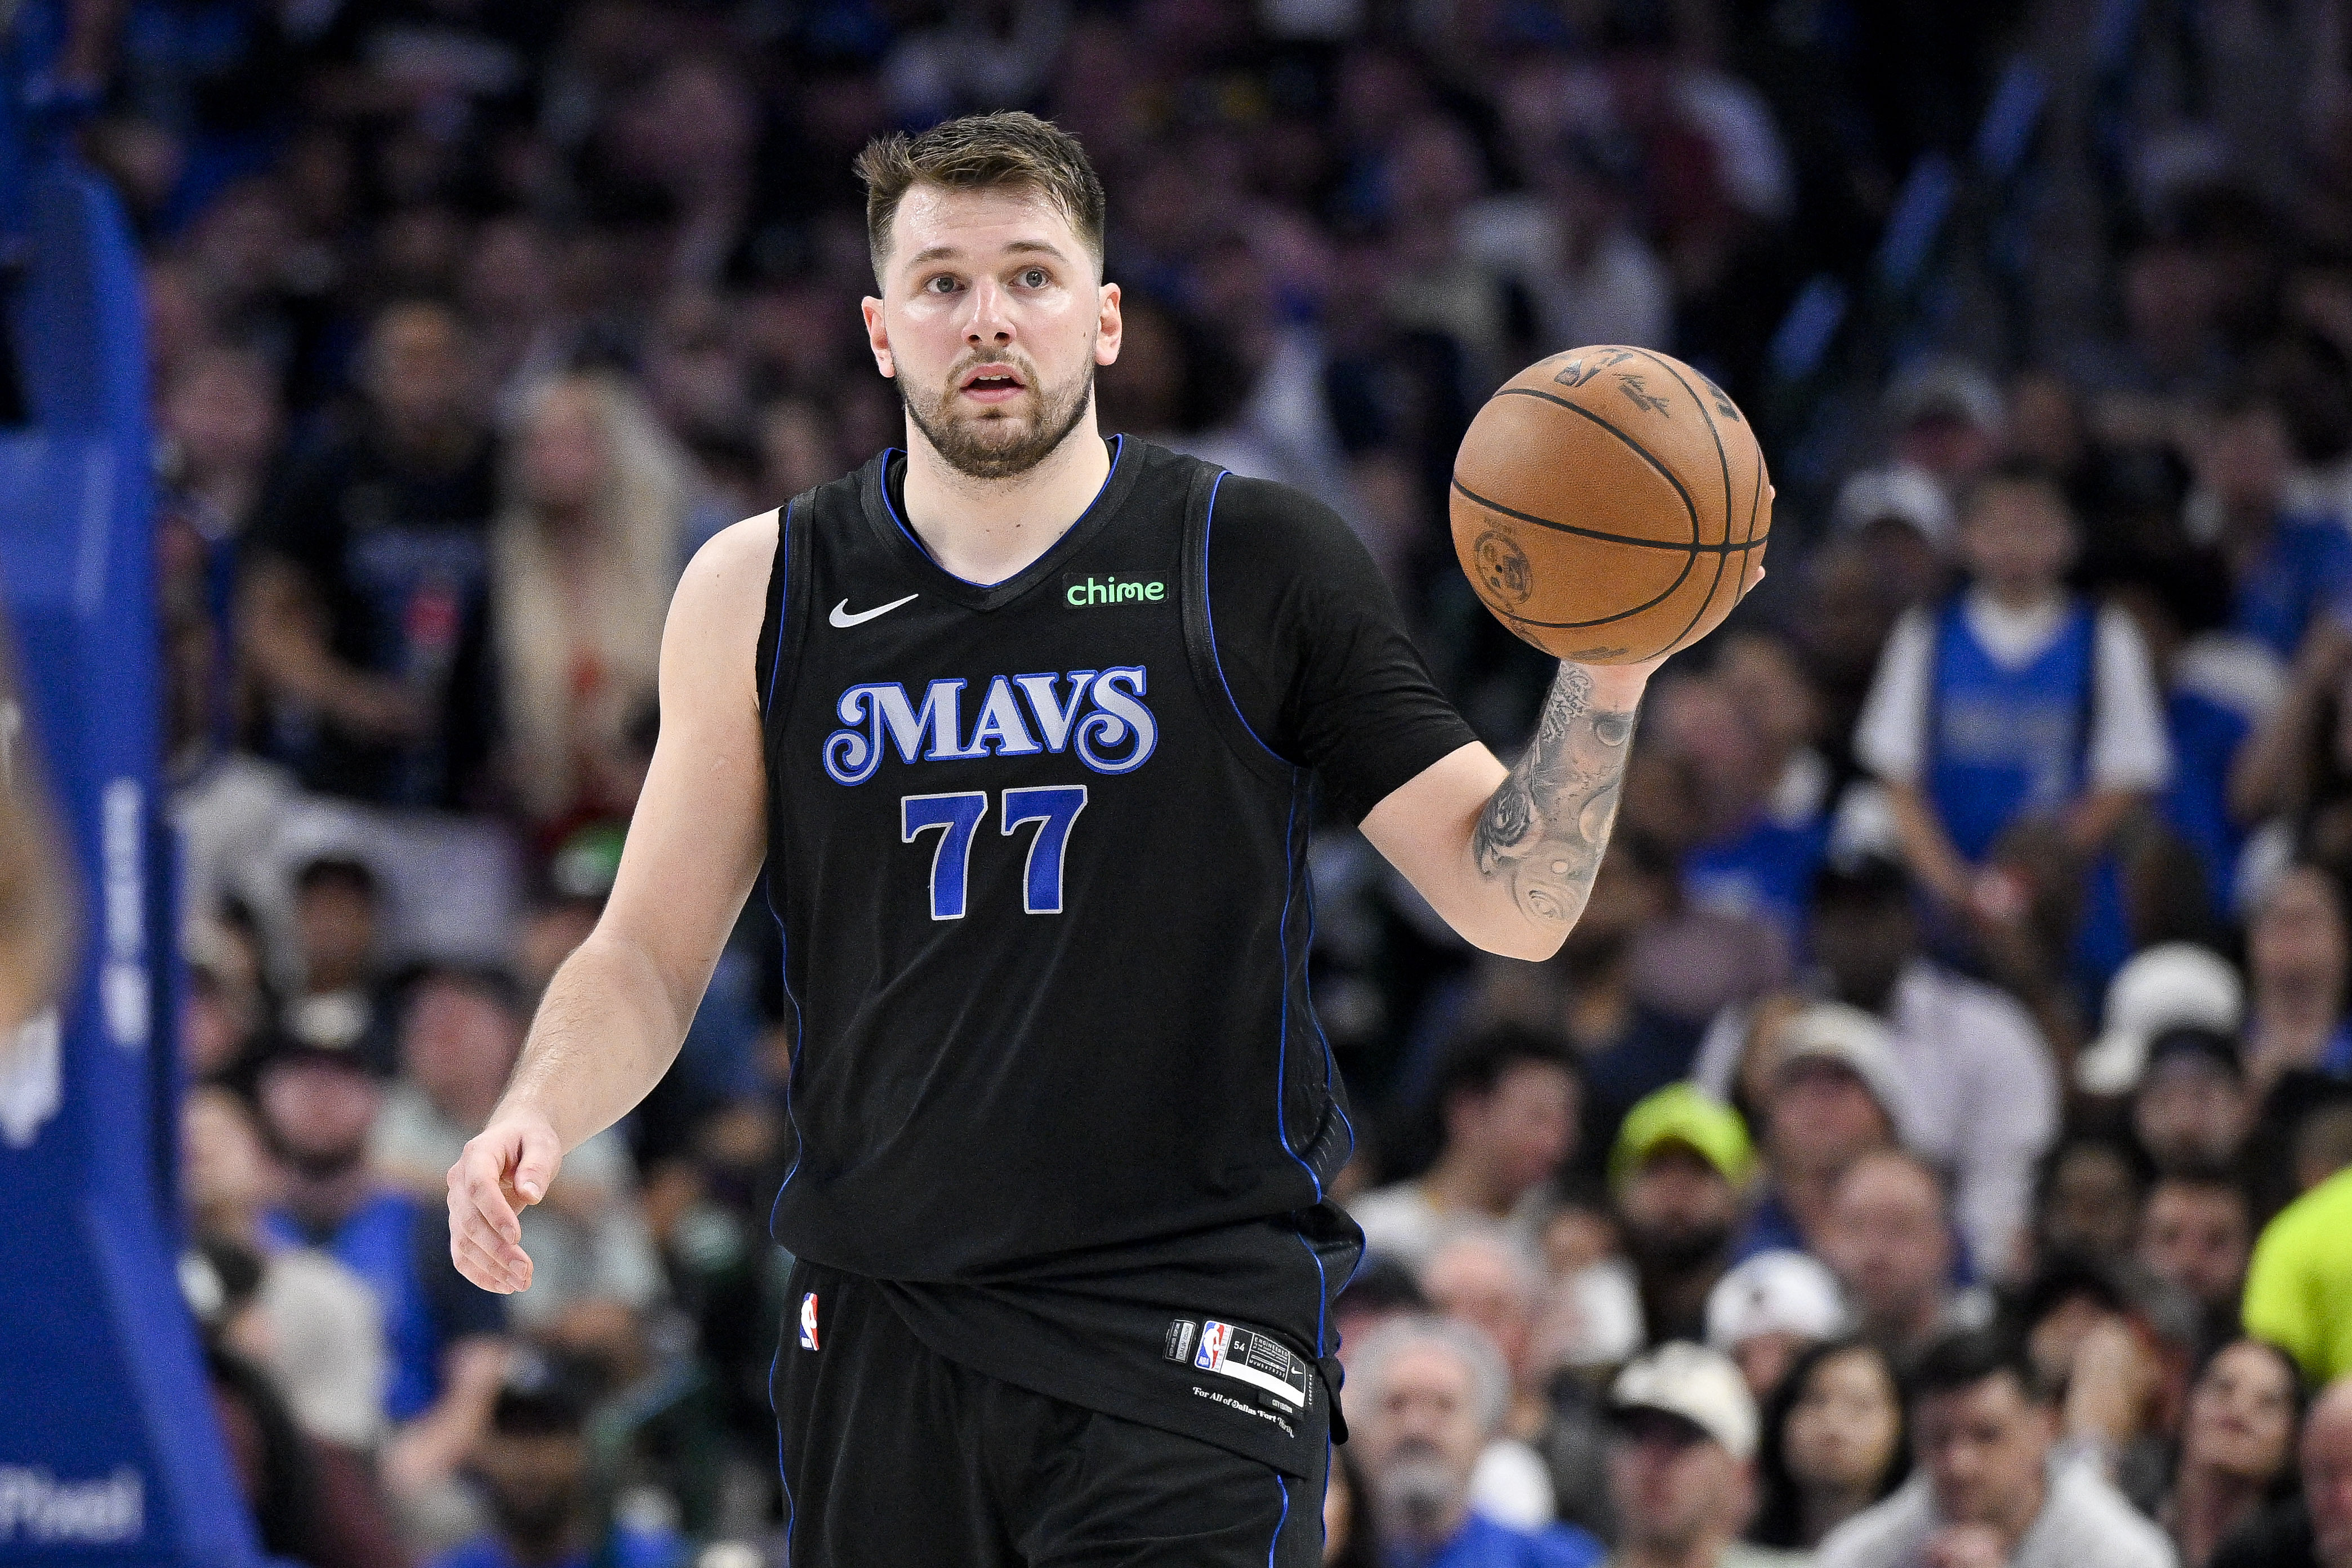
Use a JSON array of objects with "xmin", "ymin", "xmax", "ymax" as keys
[{"xmin": 447, "ymin": 1107, "xmax": 564, "ymax": 1294}]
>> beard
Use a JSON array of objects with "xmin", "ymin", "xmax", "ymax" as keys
[
  {"xmin": 1628, "ymin": 1215, "xmax": 1732, "ymax": 1275},
  {"xmin": 901, "ymin": 353, "xmax": 1096, "ymax": 480},
  {"xmin": 1370, "ymin": 1443, "xmax": 1464, "ymax": 1544}
]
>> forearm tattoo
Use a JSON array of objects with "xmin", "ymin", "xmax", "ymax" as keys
[{"xmin": 1471, "ymin": 666, "xmax": 1639, "ymax": 926}]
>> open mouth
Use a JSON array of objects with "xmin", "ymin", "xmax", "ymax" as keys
[{"xmin": 959, "ymin": 364, "xmax": 1028, "ymax": 400}]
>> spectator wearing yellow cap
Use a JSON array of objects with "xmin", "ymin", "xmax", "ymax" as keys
[{"xmin": 1612, "ymin": 1086, "xmax": 1756, "ymax": 1348}]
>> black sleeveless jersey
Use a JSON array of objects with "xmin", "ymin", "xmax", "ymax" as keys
[{"xmin": 754, "ymin": 436, "xmax": 1378, "ymax": 1475}]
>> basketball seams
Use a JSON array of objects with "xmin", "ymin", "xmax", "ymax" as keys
[
  {"xmin": 1447, "ymin": 477, "xmax": 1750, "ymax": 554},
  {"xmin": 1628, "ymin": 349, "xmax": 1739, "ymax": 656},
  {"xmin": 1487, "ymin": 387, "xmax": 1703, "ymax": 553}
]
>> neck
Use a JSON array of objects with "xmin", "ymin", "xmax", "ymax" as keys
[
  {"xmin": 284, "ymin": 1164, "xmax": 371, "ymax": 1230},
  {"xmin": 1981, "ymin": 580, "xmax": 2057, "ymax": 612},
  {"xmin": 1799, "ymin": 1485, "xmax": 1878, "ymax": 1546},
  {"xmin": 2172, "ymin": 1463, "xmax": 2267, "ymax": 1564},
  {"xmin": 1982, "ymin": 1468, "xmax": 2049, "ymax": 1555},
  {"xmin": 1421, "ymin": 1152, "xmax": 1518, "ymax": 1220},
  {"xmin": 1380, "ymin": 1496, "xmax": 1471, "ymax": 1558},
  {"xmin": 898, "ymin": 416, "xmax": 1111, "ymax": 584},
  {"xmin": 1622, "ymin": 1526, "xmax": 1733, "ymax": 1568}
]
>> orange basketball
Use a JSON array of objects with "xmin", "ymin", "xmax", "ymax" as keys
[{"xmin": 1450, "ymin": 345, "xmax": 1771, "ymax": 665}]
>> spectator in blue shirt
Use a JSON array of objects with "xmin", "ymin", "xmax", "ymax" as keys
[
  {"xmin": 252, "ymin": 1035, "xmax": 507, "ymax": 1502},
  {"xmin": 1348, "ymin": 1316, "xmax": 1605, "ymax": 1568},
  {"xmin": 430, "ymin": 1353, "xmax": 687, "ymax": 1568},
  {"xmin": 2202, "ymin": 390, "xmax": 2352, "ymax": 662}
]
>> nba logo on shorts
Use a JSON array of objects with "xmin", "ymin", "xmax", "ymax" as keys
[
  {"xmin": 799, "ymin": 1293, "xmax": 821, "ymax": 1351},
  {"xmin": 1194, "ymin": 1319, "xmax": 1231, "ymax": 1371}
]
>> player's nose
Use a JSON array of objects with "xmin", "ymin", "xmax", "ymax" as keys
[{"xmin": 961, "ymin": 277, "xmax": 1015, "ymax": 345}]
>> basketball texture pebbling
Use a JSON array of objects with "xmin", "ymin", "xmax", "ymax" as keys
[{"xmin": 1450, "ymin": 346, "xmax": 1771, "ymax": 665}]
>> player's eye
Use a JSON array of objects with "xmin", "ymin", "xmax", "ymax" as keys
[
  {"xmin": 1019, "ymin": 267, "xmax": 1049, "ymax": 288},
  {"xmin": 924, "ymin": 274, "xmax": 960, "ymax": 294}
]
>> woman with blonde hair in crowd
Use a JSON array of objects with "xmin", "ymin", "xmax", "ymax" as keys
[{"xmin": 492, "ymin": 371, "xmax": 697, "ymax": 835}]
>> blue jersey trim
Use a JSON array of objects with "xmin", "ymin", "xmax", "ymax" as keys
[
  {"xmin": 765, "ymin": 500, "xmax": 794, "ymax": 716},
  {"xmin": 764, "ymin": 519, "xmax": 810, "ymax": 1233},
  {"xmin": 1275, "ymin": 777, "xmax": 1333, "ymax": 1355},
  {"xmin": 769, "ymin": 1343, "xmax": 795, "ymax": 1554},
  {"xmin": 1200, "ymin": 469, "xmax": 1292, "ymax": 765},
  {"xmin": 1267, "ymin": 1471, "xmax": 1290, "ymax": 1568},
  {"xmin": 879, "ymin": 433, "xmax": 1128, "ymax": 587}
]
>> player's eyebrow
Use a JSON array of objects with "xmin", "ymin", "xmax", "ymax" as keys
[{"xmin": 903, "ymin": 239, "xmax": 1071, "ymax": 269}]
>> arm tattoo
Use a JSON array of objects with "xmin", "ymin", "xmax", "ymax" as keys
[{"xmin": 1471, "ymin": 666, "xmax": 1640, "ymax": 926}]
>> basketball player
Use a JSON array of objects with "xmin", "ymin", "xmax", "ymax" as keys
[{"xmin": 448, "ymin": 112, "xmax": 1756, "ymax": 1564}]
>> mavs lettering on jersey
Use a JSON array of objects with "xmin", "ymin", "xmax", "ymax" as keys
[{"xmin": 822, "ymin": 667, "xmax": 1156, "ymax": 784}]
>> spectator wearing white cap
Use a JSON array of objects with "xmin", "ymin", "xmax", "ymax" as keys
[
  {"xmin": 2076, "ymin": 944, "xmax": 2244, "ymax": 1098},
  {"xmin": 1348, "ymin": 1315, "xmax": 1605, "ymax": 1568},
  {"xmin": 1730, "ymin": 1003, "xmax": 1909, "ymax": 1264},
  {"xmin": 1605, "ymin": 1343, "xmax": 1801, "ymax": 1568},
  {"xmin": 1831, "ymin": 466, "xmax": 1958, "ymax": 616},
  {"xmin": 1805, "ymin": 857, "xmax": 2060, "ymax": 1276},
  {"xmin": 1708, "ymin": 1250, "xmax": 1851, "ymax": 1405},
  {"xmin": 1817, "ymin": 1328, "xmax": 2176, "ymax": 1568}
]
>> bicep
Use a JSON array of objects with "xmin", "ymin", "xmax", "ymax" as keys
[{"xmin": 595, "ymin": 516, "xmax": 777, "ymax": 1008}]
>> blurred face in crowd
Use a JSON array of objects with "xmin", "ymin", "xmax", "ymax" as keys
[
  {"xmin": 473, "ymin": 1426, "xmax": 589, "ymax": 1556},
  {"xmin": 1785, "ymin": 1348, "xmax": 1904, "ymax": 1500},
  {"xmin": 1444, "ymin": 1059, "xmax": 1578, "ymax": 1203},
  {"xmin": 2133, "ymin": 1055, "xmax": 2249, "ymax": 1170},
  {"xmin": 365, "ymin": 301, "xmax": 479, "ymax": 453},
  {"xmin": 1353, "ymin": 1340, "xmax": 1488, "ymax": 1544},
  {"xmin": 519, "ymin": 380, "xmax": 611, "ymax": 518},
  {"xmin": 2137, "ymin": 1180, "xmax": 2252, "ymax": 1310},
  {"xmin": 1812, "ymin": 896, "xmax": 1917, "ymax": 1014},
  {"xmin": 2202, "ymin": 405, "xmax": 2290, "ymax": 520},
  {"xmin": 1713, "ymin": 634, "xmax": 1820, "ymax": 765},
  {"xmin": 1821, "ymin": 1155, "xmax": 1950, "ymax": 1343},
  {"xmin": 2039, "ymin": 1143, "xmax": 2141, "ymax": 1266},
  {"xmin": 164, "ymin": 349, "xmax": 281, "ymax": 482},
  {"xmin": 862, "ymin": 182, "xmax": 1120, "ymax": 481},
  {"xmin": 2249, "ymin": 867, "xmax": 2347, "ymax": 1010},
  {"xmin": 2182, "ymin": 1342, "xmax": 2298, "ymax": 1487},
  {"xmin": 256, "ymin": 1058, "xmax": 382, "ymax": 1181},
  {"xmin": 402, "ymin": 978, "xmax": 524, "ymax": 1130},
  {"xmin": 1913, "ymin": 1372, "xmax": 2055, "ymax": 1539},
  {"xmin": 1611, "ymin": 1410, "xmax": 1740, "ymax": 1554},
  {"xmin": 182, "ymin": 1086, "xmax": 278, "ymax": 1228},
  {"xmin": 1732, "ymin": 1331, "xmax": 1814, "ymax": 1406},
  {"xmin": 295, "ymin": 872, "xmax": 377, "ymax": 993},
  {"xmin": 1768, "ymin": 1058, "xmax": 1895, "ymax": 1177},
  {"xmin": 1957, "ymin": 478, "xmax": 2074, "ymax": 605},
  {"xmin": 1619, "ymin": 1145, "xmax": 1738, "ymax": 1269},
  {"xmin": 2307, "ymin": 1383, "xmax": 2352, "ymax": 1568},
  {"xmin": 1423, "ymin": 1236, "xmax": 1537, "ymax": 1380}
]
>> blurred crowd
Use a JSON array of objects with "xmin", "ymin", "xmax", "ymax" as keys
[{"xmin": 69, "ymin": 0, "xmax": 2352, "ymax": 1563}]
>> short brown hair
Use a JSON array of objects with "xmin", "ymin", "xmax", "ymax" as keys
[{"xmin": 853, "ymin": 112, "xmax": 1107, "ymax": 283}]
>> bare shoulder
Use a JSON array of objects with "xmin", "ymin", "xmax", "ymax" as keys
[
  {"xmin": 676, "ymin": 510, "xmax": 781, "ymax": 620},
  {"xmin": 662, "ymin": 511, "xmax": 781, "ymax": 698}
]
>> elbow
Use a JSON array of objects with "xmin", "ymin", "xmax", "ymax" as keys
[{"xmin": 1464, "ymin": 925, "xmax": 1567, "ymax": 964}]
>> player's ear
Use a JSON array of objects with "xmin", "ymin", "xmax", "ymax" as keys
[
  {"xmin": 861, "ymin": 296, "xmax": 895, "ymax": 380},
  {"xmin": 1094, "ymin": 281, "xmax": 1121, "ymax": 368}
]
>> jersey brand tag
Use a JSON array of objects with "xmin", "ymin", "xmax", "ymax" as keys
[
  {"xmin": 1163, "ymin": 1318, "xmax": 1199, "ymax": 1365},
  {"xmin": 799, "ymin": 1292, "xmax": 821, "ymax": 1350},
  {"xmin": 1188, "ymin": 1318, "xmax": 1308, "ymax": 1409},
  {"xmin": 830, "ymin": 593, "xmax": 920, "ymax": 629}
]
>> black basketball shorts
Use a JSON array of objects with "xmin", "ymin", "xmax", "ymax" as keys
[{"xmin": 770, "ymin": 1260, "xmax": 1328, "ymax": 1567}]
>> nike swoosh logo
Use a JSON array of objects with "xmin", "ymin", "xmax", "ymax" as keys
[{"xmin": 828, "ymin": 593, "xmax": 920, "ymax": 629}]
